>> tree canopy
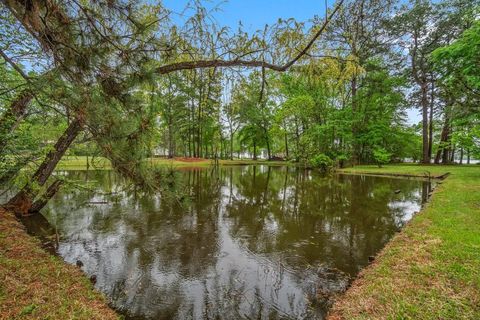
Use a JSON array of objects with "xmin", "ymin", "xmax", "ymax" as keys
[{"xmin": 1, "ymin": 0, "xmax": 479, "ymax": 215}]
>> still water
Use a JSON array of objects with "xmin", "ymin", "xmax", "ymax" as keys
[{"xmin": 40, "ymin": 166, "xmax": 431, "ymax": 319}]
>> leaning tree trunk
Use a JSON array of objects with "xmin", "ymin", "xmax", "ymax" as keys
[
  {"xmin": 4, "ymin": 117, "xmax": 83, "ymax": 216},
  {"xmin": 29, "ymin": 179, "xmax": 63, "ymax": 213},
  {"xmin": 0, "ymin": 90, "xmax": 33, "ymax": 154}
]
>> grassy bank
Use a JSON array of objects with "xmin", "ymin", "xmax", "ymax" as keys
[
  {"xmin": 329, "ymin": 164, "xmax": 480, "ymax": 320},
  {"xmin": 0, "ymin": 208, "xmax": 119, "ymax": 320},
  {"xmin": 57, "ymin": 156, "xmax": 291, "ymax": 170}
]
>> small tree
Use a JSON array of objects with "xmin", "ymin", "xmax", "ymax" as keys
[
  {"xmin": 373, "ymin": 148, "xmax": 391, "ymax": 168},
  {"xmin": 310, "ymin": 154, "xmax": 333, "ymax": 173}
]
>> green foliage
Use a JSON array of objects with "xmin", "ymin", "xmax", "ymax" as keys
[
  {"xmin": 432, "ymin": 21, "xmax": 480, "ymax": 92},
  {"xmin": 1, "ymin": 0, "xmax": 479, "ymax": 199},
  {"xmin": 310, "ymin": 153, "xmax": 333, "ymax": 172},
  {"xmin": 432, "ymin": 20, "xmax": 480, "ymax": 162},
  {"xmin": 373, "ymin": 148, "xmax": 391, "ymax": 167}
]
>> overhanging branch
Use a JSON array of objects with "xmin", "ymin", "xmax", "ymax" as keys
[{"xmin": 155, "ymin": 0, "xmax": 344, "ymax": 75}]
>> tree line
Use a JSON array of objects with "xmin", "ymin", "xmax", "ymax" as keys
[
  {"xmin": 150, "ymin": 0, "xmax": 479, "ymax": 166},
  {"xmin": 0, "ymin": 0, "xmax": 479, "ymax": 216}
]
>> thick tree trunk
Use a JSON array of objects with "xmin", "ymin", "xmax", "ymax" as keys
[
  {"xmin": 264, "ymin": 128, "xmax": 271, "ymax": 160},
  {"xmin": 351, "ymin": 75, "xmax": 360, "ymax": 165},
  {"xmin": 0, "ymin": 90, "xmax": 33, "ymax": 154},
  {"xmin": 29, "ymin": 179, "xmax": 63, "ymax": 213},
  {"xmin": 253, "ymin": 141, "xmax": 257, "ymax": 161},
  {"xmin": 188, "ymin": 125, "xmax": 192, "ymax": 157},
  {"xmin": 435, "ymin": 113, "xmax": 450, "ymax": 164},
  {"xmin": 230, "ymin": 133, "xmax": 234, "ymax": 160},
  {"xmin": 443, "ymin": 149, "xmax": 450, "ymax": 163},
  {"xmin": 167, "ymin": 120, "xmax": 174, "ymax": 159},
  {"xmin": 4, "ymin": 117, "xmax": 83, "ymax": 216},
  {"xmin": 441, "ymin": 114, "xmax": 451, "ymax": 164},
  {"xmin": 450, "ymin": 145, "xmax": 455, "ymax": 163},
  {"xmin": 411, "ymin": 32, "xmax": 430, "ymax": 164},
  {"xmin": 421, "ymin": 83, "xmax": 430, "ymax": 164},
  {"xmin": 428, "ymin": 94, "xmax": 434, "ymax": 161},
  {"xmin": 284, "ymin": 131, "xmax": 289, "ymax": 159},
  {"xmin": 442, "ymin": 146, "xmax": 450, "ymax": 164},
  {"xmin": 295, "ymin": 120, "xmax": 300, "ymax": 162},
  {"xmin": 428, "ymin": 81, "xmax": 435, "ymax": 161}
]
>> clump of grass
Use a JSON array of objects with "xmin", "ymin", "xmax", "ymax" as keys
[
  {"xmin": 0, "ymin": 208, "xmax": 119, "ymax": 320},
  {"xmin": 329, "ymin": 165, "xmax": 480, "ymax": 320}
]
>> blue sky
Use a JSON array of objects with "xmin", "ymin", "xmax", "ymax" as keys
[{"xmin": 162, "ymin": 0, "xmax": 333, "ymax": 31}]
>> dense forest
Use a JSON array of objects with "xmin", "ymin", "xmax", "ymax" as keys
[{"xmin": 0, "ymin": 0, "xmax": 479, "ymax": 215}]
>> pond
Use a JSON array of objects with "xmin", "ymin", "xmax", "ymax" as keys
[{"xmin": 38, "ymin": 166, "xmax": 431, "ymax": 319}]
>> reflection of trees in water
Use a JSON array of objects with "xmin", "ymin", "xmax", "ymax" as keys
[
  {"xmin": 46, "ymin": 169, "xmax": 225, "ymax": 318},
  {"xmin": 225, "ymin": 169, "xmax": 429, "ymax": 276},
  {"xmin": 42, "ymin": 167, "xmax": 428, "ymax": 320}
]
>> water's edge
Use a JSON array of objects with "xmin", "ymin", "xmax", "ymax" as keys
[{"xmin": 19, "ymin": 169, "xmax": 437, "ymax": 320}]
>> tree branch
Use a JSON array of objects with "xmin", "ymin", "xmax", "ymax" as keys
[
  {"xmin": 155, "ymin": 0, "xmax": 344, "ymax": 75},
  {"xmin": 0, "ymin": 49, "xmax": 30, "ymax": 81}
]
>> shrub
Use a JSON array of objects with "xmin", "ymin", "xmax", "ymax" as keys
[
  {"xmin": 310, "ymin": 154, "xmax": 333, "ymax": 172},
  {"xmin": 373, "ymin": 148, "xmax": 391, "ymax": 167},
  {"xmin": 336, "ymin": 154, "xmax": 349, "ymax": 168}
]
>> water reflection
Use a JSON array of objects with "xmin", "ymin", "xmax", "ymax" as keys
[{"xmin": 42, "ymin": 166, "xmax": 431, "ymax": 320}]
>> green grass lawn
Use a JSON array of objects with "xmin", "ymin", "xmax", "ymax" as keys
[{"xmin": 329, "ymin": 164, "xmax": 480, "ymax": 320}]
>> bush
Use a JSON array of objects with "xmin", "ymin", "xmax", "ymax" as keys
[
  {"xmin": 373, "ymin": 148, "xmax": 391, "ymax": 167},
  {"xmin": 310, "ymin": 154, "xmax": 333, "ymax": 172},
  {"xmin": 336, "ymin": 154, "xmax": 349, "ymax": 168}
]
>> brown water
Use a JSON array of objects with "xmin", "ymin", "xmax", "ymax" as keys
[{"xmin": 39, "ymin": 166, "xmax": 431, "ymax": 319}]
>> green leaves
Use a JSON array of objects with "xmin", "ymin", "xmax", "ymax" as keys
[
  {"xmin": 310, "ymin": 153, "xmax": 334, "ymax": 172},
  {"xmin": 373, "ymin": 148, "xmax": 392, "ymax": 167},
  {"xmin": 432, "ymin": 21, "xmax": 480, "ymax": 91}
]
